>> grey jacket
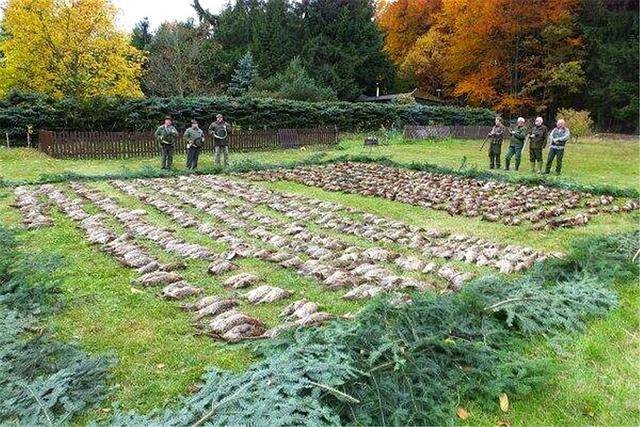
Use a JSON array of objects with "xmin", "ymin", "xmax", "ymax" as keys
[{"xmin": 549, "ymin": 127, "xmax": 570, "ymax": 149}]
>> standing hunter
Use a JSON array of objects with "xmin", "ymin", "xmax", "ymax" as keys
[
  {"xmin": 209, "ymin": 114, "xmax": 230, "ymax": 167},
  {"xmin": 487, "ymin": 116, "xmax": 506, "ymax": 169},
  {"xmin": 155, "ymin": 116, "xmax": 179, "ymax": 169},
  {"xmin": 184, "ymin": 119, "xmax": 204, "ymax": 170},
  {"xmin": 505, "ymin": 117, "xmax": 527, "ymax": 171},
  {"xmin": 528, "ymin": 116, "xmax": 548, "ymax": 173},
  {"xmin": 544, "ymin": 119, "xmax": 570, "ymax": 175}
]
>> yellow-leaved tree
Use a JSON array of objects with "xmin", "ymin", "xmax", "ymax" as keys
[{"xmin": 0, "ymin": 0, "xmax": 144, "ymax": 98}]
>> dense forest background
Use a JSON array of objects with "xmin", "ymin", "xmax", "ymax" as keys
[{"xmin": 1, "ymin": 0, "xmax": 638, "ymax": 131}]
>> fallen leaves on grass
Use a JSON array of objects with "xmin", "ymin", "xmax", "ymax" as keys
[
  {"xmin": 499, "ymin": 392, "xmax": 510, "ymax": 412},
  {"xmin": 457, "ymin": 406, "xmax": 470, "ymax": 420}
]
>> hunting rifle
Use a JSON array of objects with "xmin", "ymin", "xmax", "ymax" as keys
[{"xmin": 479, "ymin": 135, "xmax": 489, "ymax": 151}]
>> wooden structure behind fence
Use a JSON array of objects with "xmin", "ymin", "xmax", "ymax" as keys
[
  {"xmin": 38, "ymin": 127, "xmax": 338, "ymax": 159},
  {"xmin": 404, "ymin": 125, "xmax": 493, "ymax": 140}
]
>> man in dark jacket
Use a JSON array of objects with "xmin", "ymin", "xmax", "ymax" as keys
[
  {"xmin": 154, "ymin": 116, "xmax": 178, "ymax": 169},
  {"xmin": 528, "ymin": 116, "xmax": 548, "ymax": 173},
  {"xmin": 505, "ymin": 117, "xmax": 527, "ymax": 171},
  {"xmin": 209, "ymin": 114, "xmax": 230, "ymax": 167},
  {"xmin": 184, "ymin": 119, "xmax": 204, "ymax": 170},
  {"xmin": 487, "ymin": 116, "xmax": 506, "ymax": 169}
]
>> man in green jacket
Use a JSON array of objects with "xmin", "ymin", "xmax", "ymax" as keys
[
  {"xmin": 505, "ymin": 117, "xmax": 527, "ymax": 171},
  {"xmin": 208, "ymin": 114, "xmax": 230, "ymax": 167},
  {"xmin": 155, "ymin": 116, "xmax": 178, "ymax": 169},
  {"xmin": 528, "ymin": 116, "xmax": 548, "ymax": 173},
  {"xmin": 487, "ymin": 116, "xmax": 506, "ymax": 169},
  {"xmin": 184, "ymin": 119, "xmax": 204, "ymax": 170}
]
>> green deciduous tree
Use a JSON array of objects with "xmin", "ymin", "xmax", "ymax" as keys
[{"xmin": 142, "ymin": 20, "xmax": 219, "ymax": 97}]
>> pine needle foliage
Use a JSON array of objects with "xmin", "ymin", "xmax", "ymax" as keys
[
  {"xmin": 0, "ymin": 226, "xmax": 114, "ymax": 425},
  {"xmin": 326, "ymin": 293, "xmax": 547, "ymax": 425},
  {"xmin": 472, "ymin": 275, "xmax": 617, "ymax": 336}
]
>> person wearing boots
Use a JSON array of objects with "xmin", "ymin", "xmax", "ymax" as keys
[
  {"xmin": 528, "ymin": 116, "xmax": 548, "ymax": 173},
  {"xmin": 154, "ymin": 116, "xmax": 178, "ymax": 169},
  {"xmin": 505, "ymin": 117, "xmax": 527, "ymax": 171},
  {"xmin": 209, "ymin": 114, "xmax": 230, "ymax": 167},
  {"xmin": 184, "ymin": 119, "xmax": 204, "ymax": 170},
  {"xmin": 487, "ymin": 116, "xmax": 506, "ymax": 169},
  {"xmin": 544, "ymin": 119, "xmax": 571, "ymax": 175}
]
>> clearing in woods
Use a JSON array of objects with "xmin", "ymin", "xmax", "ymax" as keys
[{"xmin": 0, "ymin": 136, "xmax": 638, "ymax": 425}]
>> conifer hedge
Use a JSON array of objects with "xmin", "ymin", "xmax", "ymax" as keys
[{"xmin": 0, "ymin": 92, "xmax": 495, "ymax": 139}]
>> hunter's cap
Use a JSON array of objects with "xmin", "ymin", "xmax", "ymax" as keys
[
  {"xmin": 216, "ymin": 114, "xmax": 223, "ymax": 118},
  {"xmin": 164, "ymin": 115, "xmax": 172, "ymax": 120}
]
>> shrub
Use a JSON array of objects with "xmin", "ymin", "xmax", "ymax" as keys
[
  {"xmin": 392, "ymin": 93, "xmax": 417, "ymax": 105},
  {"xmin": 0, "ymin": 91, "xmax": 495, "ymax": 141},
  {"xmin": 556, "ymin": 108, "xmax": 594, "ymax": 141},
  {"xmin": 248, "ymin": 57, "xmax": 337, "ymax": 102}
]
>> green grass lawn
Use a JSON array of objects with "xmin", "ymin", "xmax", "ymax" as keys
[
  {"xmin": 478, "ymin": 278, "xmax": 639, "ymax": 426},
  {"xmin": 0, "ymin": 137, "xmax": 638, "ymax": 424},
  {"xmin": 2, "ymin": 134, "xmax": 638, "ymax": 190}
]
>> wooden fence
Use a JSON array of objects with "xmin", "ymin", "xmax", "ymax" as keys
[
  {"xmin": 404, "ymin": 125, "xmax": 493, "ymax": 140},
  {"xmin": 38, "ymin": 127, "xmax": 339, "ymax": 159}
]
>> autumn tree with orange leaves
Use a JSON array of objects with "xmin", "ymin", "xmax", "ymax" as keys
[
  {"xmin": 377, "ymin": 0, "xmax": 445, "ymax": 93},
  {"xmin": 377, "ymin": 0, "xmax": 585, "ymax": 116},
  {"xmin": 377, "ymin": 0, "xmax": 442, "ymax": 64},
  {"xmin": 439, "ymin": 0, "xmax": 585, "ymax": 114}
]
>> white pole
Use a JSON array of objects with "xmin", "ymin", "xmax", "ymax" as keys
[{"xmin": 376, "ymin": 83, "xmax": 380, "ymax": 98}]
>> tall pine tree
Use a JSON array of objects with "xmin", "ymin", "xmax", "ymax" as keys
[
  {"xmin": 193, "ymin": 0, "xmax": 393, "ymax": 100},
  {"xmin": 251, "ymin": 0, "xmax": 300, "ymax": 76},
  {"xmin": 579, "ymin": 0, "xmax": 639, "ymax": 131},
  {"xmin": 209, "ymin": 0, "xmax": 262, "ymax": 81},
  {"xmin": 229, "ymin": 51, "xmax": 259, "ymax": 96},
  {"xmin": 131, "ymin": 17, "xmax": 153, "ymax": 51},
  {"xmin": 298, "ymin": 0, "xmax": 394, "ymax": 100}
]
